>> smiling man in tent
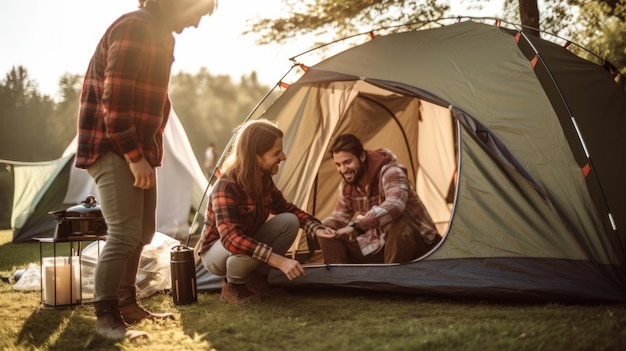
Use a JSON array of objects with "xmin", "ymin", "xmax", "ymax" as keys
[{"xmin": 319, "ymin": 134, "xmax": 442, "ymax": 264}]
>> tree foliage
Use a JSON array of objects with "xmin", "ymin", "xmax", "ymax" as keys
[
  {"xmin": 0, "ymin": 66, "xmax": 272, "ymax": 165},
  {"xmin": 169, "ymin": 69, "xmax": 272, "ymax": 166},
  {"xmin": 0, "ymin": 66, "xmax": 58, "ymax": 161},
  {"xmin": 566, "ymin": 0, "xmax": 626, "ymax": 79},
  {"xmin": 2, "ymin": 0, "xmax": 624, "ymax": 162},
  {"xmin": 246, "ymin": 0, "xmax": 625, "ymax": 75},
  {"xmin": 245, "ymin": 0, "xmax": 449, "ymax": 45}
]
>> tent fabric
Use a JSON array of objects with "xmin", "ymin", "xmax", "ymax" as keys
[
  {"xmin": 7, "ymin": 108, "xmax": 208, "ymax": 243},
  {"xmin": 213, "ymin": 20, "xmax": 626, "ymax": 302},
  {"xmin": 2, "ymin": 157, "xmax": 73, "ymax": 239}
]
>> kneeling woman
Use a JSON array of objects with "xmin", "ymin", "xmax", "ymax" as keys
[{"xmin": 197, "ymin": 119, "xmax": 335, "ymax": 303}]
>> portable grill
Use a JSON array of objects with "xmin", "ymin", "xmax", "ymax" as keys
[{"xmin": 49, "ymin": 195, "xmax": 107, "ymax": 240}]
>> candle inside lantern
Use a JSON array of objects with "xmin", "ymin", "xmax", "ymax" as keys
[{"xmin": 42, "ymin": 256, "xmax": 81, "ymax": 306}]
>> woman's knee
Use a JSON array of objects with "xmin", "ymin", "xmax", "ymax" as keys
[
  {"xmin": 200, "ymin": 250, "xmax": 227, "ymax": 276},
  {"xmin": 206, "ymin": 262, "xmax": 226, "ymax": 276},
  {"xmin": 275, "ymin": 212, "xmax": 300, "ymax": 230},
  {"xmin": 225, "ymin": 254, "xmax": 259, "ymax": 283}
]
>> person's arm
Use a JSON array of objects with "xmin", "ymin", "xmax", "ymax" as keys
[
  {"xmin": 103, "ymin": 16, "xmax": 151, "ymax": 162},
  {"xmin": 357, "ymin": 165, "xmax": 409, "ymax": 231},
  {"xmin": 104, "ymin": 16, "xmax": 157, "ymax": 188},
  {"xmin": 266, "ymin": 252, "xmax": 306, "ymax": 280},
  {"xmin": 213, "ymin": 180, "xmax": 273, "ymax": 262}
]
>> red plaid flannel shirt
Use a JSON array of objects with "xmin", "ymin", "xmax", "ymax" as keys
[
  {"xmin": 75, "ymin": 9, "xmax": 174, "ymax": 168},
  {"xmin": 199, "ymin": 174, "xmax": 324, "ymax": 262}
]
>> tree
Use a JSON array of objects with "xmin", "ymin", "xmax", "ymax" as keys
[
  {"xmin": 0, "ymin": 66, "xmax": 57, "ymax": 161},
  {"xmin": 169, "ymin": 68, "xmax": 272, "ymax": 166},
  {"xmin": 0, "ymin": 63, "xmax": 273, "ymax": 165},
  {"xmin": 245, "ymin": 0, "xmax": 625, "ymax": 78},
  {"xmin": 245, "ymin": 0, "xmax": 449, "ymax": 45},
  {"xmin": 49, "ymin": 73, "xmax": 83, "ymax": 151},
  {"xmin": 518, "ymin": 0, "xmax": 540, "ymax": 36}
]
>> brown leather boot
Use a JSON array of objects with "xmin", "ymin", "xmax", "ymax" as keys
[
  {"xmin": 119, "ymin": 287, "xmax": 175, "ymax": 325},
  {"xmin": 220, "ymin": 278, "xmax": 259, "ymax": 304},
  {"xmin": 94, "ymin": 300, "xmax": 149, "ymax": 341},
  {"xmin": 246, "ymin": 272, "xmax": 287, "ymax": 298}
]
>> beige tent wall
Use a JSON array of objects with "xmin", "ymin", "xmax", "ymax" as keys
[{"xmin": 416, "ymin": 102, "xmax": 456, "ymax": 235}]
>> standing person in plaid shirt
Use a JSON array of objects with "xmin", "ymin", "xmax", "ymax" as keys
[
  {"xmin": 75, "ymin": 0, "xmax": 218, "ymax": 341},
  {"xmin": 319, "ymin": 134, "xmax": 442, "ymax": 264},
  {"xmin": 197, "ymin": 119, "xmax": 336, "ymax": 304}
]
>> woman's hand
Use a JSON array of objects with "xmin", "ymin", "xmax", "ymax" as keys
[
  {"xmin": 267, "ymin": 252, "xmax": 306, "ymax": 280},
  {"xmin": 315, "ymin": 227, "xmax": 337, "ymax": 239}
]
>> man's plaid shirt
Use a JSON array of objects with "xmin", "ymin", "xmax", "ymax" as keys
[
  {"xmin": 75, "ymin": 9, "xmax": 174, "ymax": 168},
  {"xmin": 322, "ymin": 149, "xmax": 439, "ymax": 245}
]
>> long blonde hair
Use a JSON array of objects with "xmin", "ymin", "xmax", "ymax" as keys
[{"xmin": 222, "ymin": 119, "xmax": 283, "ymax": 198}]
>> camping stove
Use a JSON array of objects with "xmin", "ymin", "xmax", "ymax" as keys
[{"xmin": 49, "ymin": 195, "xmax": 107, "ymax": 240}]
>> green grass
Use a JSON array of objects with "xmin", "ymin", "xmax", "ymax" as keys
[{"xmin": 1, "ymin": 229, "xmax": 626, "ymax": 351}]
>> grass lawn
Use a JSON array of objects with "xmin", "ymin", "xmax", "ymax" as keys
[{"xmin": 1, "ymin": 229, "xmax": 625, "ymax": 351}]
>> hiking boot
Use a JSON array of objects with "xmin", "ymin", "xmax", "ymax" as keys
[
  {"xmin": 94, "ymin": 300, "xmax": 149, "ymax": 341},
  {"xmin": 220, "ymin": 278, "xmax": 260, "ymax": 304},
  {"xmin": 119, "ymin": 287, "xmax": 175, "ymax": 325},
  {"xmin": 246, "ymin": 272, "xmax": 288, "ymax": 298}
]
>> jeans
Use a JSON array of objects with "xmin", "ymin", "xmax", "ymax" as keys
[
  {"xmin": 88, "ymin": 152, "xmax": 157, "ymax": 301},
  {"xmin": 200, "ymin": 213, "xmax": 299, "ymax": 284}
]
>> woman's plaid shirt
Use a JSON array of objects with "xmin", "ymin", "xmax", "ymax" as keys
[{"xmin": 199, "ymin": 174, "xmax": 324, "ymax": 263}]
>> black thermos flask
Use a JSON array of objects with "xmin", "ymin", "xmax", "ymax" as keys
[{"xmin": 170, "ymin": 244, "xmax": 197, "ymax": 305}]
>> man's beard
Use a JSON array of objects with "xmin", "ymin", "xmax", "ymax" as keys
[{"xmin": 342, "ymin": 163, "xmax": 364, "ymax": 184}]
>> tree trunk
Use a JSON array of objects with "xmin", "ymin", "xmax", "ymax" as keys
[{"xmin": 519, "ymin": 0, "xmax": 540, "ymax": 37}]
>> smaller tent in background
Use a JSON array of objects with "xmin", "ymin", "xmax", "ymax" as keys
[{"xmin": 3, "ymin": 107, "xmax": 208, "ymax": 243}]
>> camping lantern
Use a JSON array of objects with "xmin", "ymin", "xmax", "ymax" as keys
[{"xmin": 49, "ymin": 195, "xmax": 107, "ymax": 240}]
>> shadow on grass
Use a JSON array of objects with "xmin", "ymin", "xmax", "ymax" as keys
[{"xmin": 16, "ymin": 306, "xmax": 120, "ymax": 351}]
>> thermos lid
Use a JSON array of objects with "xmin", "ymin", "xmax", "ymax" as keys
[
  {"xmin": 171, "ymin": 244, "xmax": 193, "ymax": 260},
  {"xmin": 171, "ymin": 244, "xmax": 191, "ymax": 252}
]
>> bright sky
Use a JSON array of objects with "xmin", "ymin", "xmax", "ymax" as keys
[{"xmin": 0, "ymin": 0, "xmax": 505, "ymax": 100}]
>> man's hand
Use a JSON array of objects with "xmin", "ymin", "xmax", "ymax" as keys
[
  {"xmin": 267, "ymin": 253, "xmax": 306, "ymax": 280},
  {"xmin": 128, "ymin": 158, "xmax": 156, "ymax": 189},
  {"xmin": 336, "ymin": 225, "xmax": 357, "ymax": 241}
]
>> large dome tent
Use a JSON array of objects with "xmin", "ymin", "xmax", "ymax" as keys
[{"xmin": 194, "ymin": 18, "xmax": 626, "ymax": 302}]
